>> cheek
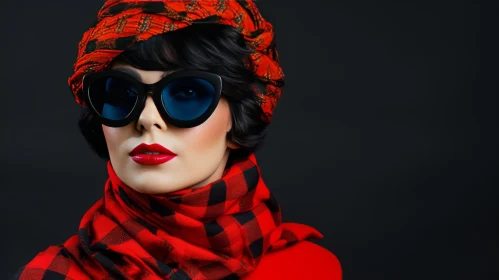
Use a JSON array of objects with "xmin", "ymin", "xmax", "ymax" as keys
[
  {"xmin": 180, "ymin": 100, "xmax": 231, "ymax": 151},
  {"xmin": 102, "ymin": 125, "xmax": 129, "ymax": 154}
]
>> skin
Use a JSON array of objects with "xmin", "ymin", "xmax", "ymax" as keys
[{"xmin": 102, "ymin": 61, "xmax": 240, "ymax": 194}]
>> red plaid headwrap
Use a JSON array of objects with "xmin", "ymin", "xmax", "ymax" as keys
[
  {"xmin": 14, "ymin": 154, "xmax": 322, "ymax": 279},
  {"xmin": 68, "ymin": 0, "xmax": 285, "ymax": 123}
]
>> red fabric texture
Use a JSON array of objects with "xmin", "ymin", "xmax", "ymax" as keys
[
  {"xmin": 245, "ymin": 240, "xmax": 342, "ymax": 279},
  {"xmin": 13, "ymin": 154, "xmax": 323, "ymax": 279},
  {"xmin": 68, "ymin": 0, "xmax": 285, "ymax": 123}
]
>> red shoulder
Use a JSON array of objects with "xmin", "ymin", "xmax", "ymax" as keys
[
  {"xmin": 245, "ymin": 241, "xmax": 342, "ymax": 279},
  {"xmin": 288, "ymin": 241, "xmax": 342, "ymax": 279}
]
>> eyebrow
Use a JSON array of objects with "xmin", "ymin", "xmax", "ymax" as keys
[{"xmin": 112, "ymin": 66, "xmax": 171, "ymax": 82}]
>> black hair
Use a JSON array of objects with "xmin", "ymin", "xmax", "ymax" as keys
[{"xmin": 78, "ymin": 23, "xmax": 271, "ymax": 163}]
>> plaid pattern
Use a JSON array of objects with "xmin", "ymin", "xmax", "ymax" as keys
[
  {"xmin": 67, "ymin": 0, "xmax": 285, "ymax": 123},
  {"xmin": 13, "ymin": 153, "xmax": 323, "ymax": 279}
]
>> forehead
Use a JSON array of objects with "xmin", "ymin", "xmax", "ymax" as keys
[{"xmin": 110, "ymin": 61, "xmax": 174, "ymax": 83}]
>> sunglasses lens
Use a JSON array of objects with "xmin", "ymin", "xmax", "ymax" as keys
[
  {"xmin": 161, "ymin": 77, "xmax": 216, "ymax": 121},
  {"xmin": 88, "ymin": 76, "xmax": 139, "ymax": 121}
]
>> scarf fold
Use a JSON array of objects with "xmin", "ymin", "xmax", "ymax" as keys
[{"xmin": 14, "ymin": 154, "xmax": 322, "ymax": 280}]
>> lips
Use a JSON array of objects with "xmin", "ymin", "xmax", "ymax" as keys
[{"xmin": 129, "ymin": 143, "xmax": 177, "ymax": 165}]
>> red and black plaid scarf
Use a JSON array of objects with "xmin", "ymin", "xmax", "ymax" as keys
[{"xmin": 14, "ymin": 154, "xmax": 322, "ymax": 279}]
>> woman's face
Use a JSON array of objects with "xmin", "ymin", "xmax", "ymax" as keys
[{"xmin": 102, "ymin": 61, "xmax": 238, "ymax": 194}]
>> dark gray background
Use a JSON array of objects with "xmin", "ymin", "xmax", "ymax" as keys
[{"xmin": 1, "ymin": 1, "xmax": 497, "ymax": 279}]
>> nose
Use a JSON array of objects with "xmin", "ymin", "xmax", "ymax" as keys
[{"xmin": 136, "ymin": 95, "xmax": 168, "ymax": 132}]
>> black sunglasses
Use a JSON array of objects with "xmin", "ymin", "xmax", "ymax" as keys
[{"xmin": 82, "ymin": 69, "xmax": 230, "ymax": 128}]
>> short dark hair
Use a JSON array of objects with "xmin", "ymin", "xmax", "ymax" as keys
[{"xmin": 78, "ymin": 23, "xmax": 271, "ymax": 163}]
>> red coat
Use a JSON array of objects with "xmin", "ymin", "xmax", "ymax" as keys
[{"xmin": 245, "ymin": 241, "xmax": 342, "ymax": 279}]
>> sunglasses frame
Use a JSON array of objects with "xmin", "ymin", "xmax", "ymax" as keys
[{"xmin": 82, "ymin": 69, "xmax": 225, "ymax": 128}]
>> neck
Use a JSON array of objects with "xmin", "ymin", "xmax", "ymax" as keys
[{"xmin": 190, "ymin": 147, "xmax": 231, "ymax": 190}]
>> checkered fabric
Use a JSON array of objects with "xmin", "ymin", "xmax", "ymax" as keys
[
  {"xmin": 13, "ymin": 153, "xmax": 323, "ymax": 279},
  {"xmin": 68, "ymin": 0, "xmax": 285, "ymax": 123}
]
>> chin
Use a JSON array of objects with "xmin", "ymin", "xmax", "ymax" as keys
[
  {"xmin": 127, "ymin": 180, "xmax": 180, "ymax": 195},
  {"xmin": 120, "ymin": 170, "xmax": 183, "ymax": 195}
]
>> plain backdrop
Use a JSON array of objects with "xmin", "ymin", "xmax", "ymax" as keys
[{"xmin": 1, "ymin": 1, "xmax": 497, "ymax": 279}]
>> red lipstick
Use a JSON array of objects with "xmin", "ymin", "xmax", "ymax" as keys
[{"xmin": 129, "ymin": 143, "xmax": 177, "ymax": 165}]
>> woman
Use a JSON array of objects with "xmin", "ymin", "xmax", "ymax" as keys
[{"xmin": 13, "ymin": 1, "xmax": 341, "ymax": 279}]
